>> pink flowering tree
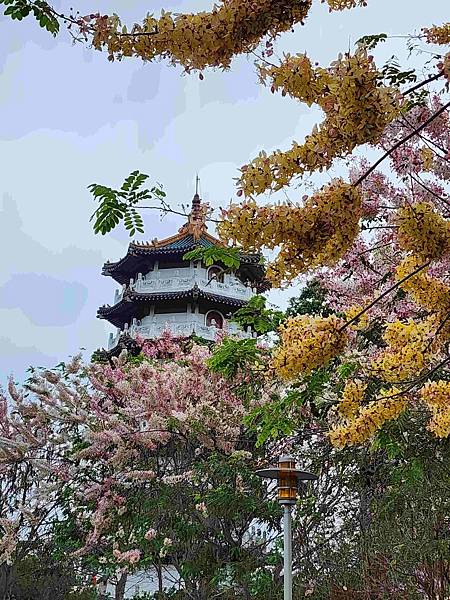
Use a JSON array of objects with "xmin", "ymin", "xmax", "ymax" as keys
[{"xmin": 0, "ymin": 334, "xmax": 283, "ymax": 600}]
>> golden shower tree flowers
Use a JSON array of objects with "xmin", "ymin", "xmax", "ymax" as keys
[
  {"xmin": 427, "ymin": 406, "xmax": 450, "ymax": 438},
  {"xmin": 370, "ymin": 316, "xmax": 440, "ymax": 383},
  {"xmin": 420, "ymin": 381, "xmax": 450, "ymax": 438},
  {"xmin": 273, "ymin": 314, "xmax": 348, "ymax": 379},
  {"xmin": 422, "ymin": 23, "xmax": 450, "ymax": 45},
  {"xmin": 90, "ymin": 0, "xmax": 313, "ymax": 70},
  {"xmin": 257, "ymin": 53, "xmax": 331, "ymax": 106},
  {"xmin": 420, "ymin": 380, "xmax": 450, "ymax": 410},
  {"xmin": 78, "ymin": 0, "xmax": 374, "ymax": 70},
  {"xmin": 395, "ymin": 203, "xmax": 450, "ymax": 262},
  {"xmin": 337, "ymin": 379, "xmax": 367, "ymax": 420},
  {"xmin": 329, "ymin": 388, "xmax": 408, "ymax": 448},
  {"xmin": 395, "ymin": 256, "xmax": 450, "ymax": 315},
  {"xmin": 239, "ymin": 50, "xmax": 401, "ymax": 196},
  {"xmin": 344, "ymin": 305, "xmax": 369, "ymax": 331},
  {"xmin": 219, "ymin": 180, "xmax": 362, "ymax": 287}
]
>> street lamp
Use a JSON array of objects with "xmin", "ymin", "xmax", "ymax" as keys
[{"xmin": 255, "ymin": 455, "xmax": 317, "ymax": 600}]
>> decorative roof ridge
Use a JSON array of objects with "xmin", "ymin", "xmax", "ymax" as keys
[
  {"xmin": 97, "ymin": 288, "xmax": 247, "ymax": 315},
  {"xmin": 128, "ymin": 229, "xmax": 223, "ymax": 251},
  {"xmin": 129, "ymin": 192, "xmax": 223, "ymax": 250}
]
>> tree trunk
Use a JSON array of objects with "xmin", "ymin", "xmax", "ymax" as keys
[
  {"xmin": 157, "ymin": 563, "xmax": 164, "ymax": 596},
  {"xmin": 0, "ymin": 563, "xmax": 13, "ymax": 600},
  {"xmin": 115, "ymin": 571, "xmax": 128, "ymax": 600}
]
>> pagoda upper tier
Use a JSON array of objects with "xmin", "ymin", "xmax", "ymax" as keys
[{"xmin": 102, "ymin": 193, "xmax": 267, "ymax": 290}]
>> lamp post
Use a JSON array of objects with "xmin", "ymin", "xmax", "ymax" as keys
[{"xmin": 255, "ymin": 455, "xmax": 317, "ymax": 600}]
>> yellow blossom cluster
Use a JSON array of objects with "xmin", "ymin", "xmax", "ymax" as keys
[
  {"xmin": 273, "ymin": 315, "xmax": 348, "ymax": 379},
  {"xmin": 395, "ymin": 256, "xmax": 450, "ymax": 315},
  {"xmin": 422, "ymin": 23, "xmax": 450, "ymax": 45},
  {"xmin": 219, "ymin": 181, "xmax": 362, "ymax": 286},
  {"xmin": 420, "ymin": 380, "xmax": 450, "ymax": 410},
  {"xmin": 371, "ymin": 317, "xmax": 439, "ymax": 383},
  {"xmin": 91, "ymin": 0, "xmax": 312, "ymax": 70},
  {"xmin": 420, "ymin": 147, "xmax": 435, "ymax": 171},
  {"xmin": 337, "ymin": 379, "xmax": 367, "ymax": 419},
  {"xmin": 329, "ymin": 388, "xmax": 407, "ymax": 448},
  {"xmin": 428, "ymin": 408, "xmax": 450, "ymax": 438},
  {"xmin": 257, "ymin": 52, "xmax": 331, "ymax": 105},
  {"xmin": 395, "ymin": 203, "xmax": 450, "ymax": 262},
  {"xmin": 240, "ymin": 50, "xmax": 400, "ymax": 196},
  {"xmin": 344, "ymin": 305, "xmax": 369, "ymax": 331},
  {"xmin": 420, "ymin": 381, "xmax": 450, "ymax": 438},
  {"xmin": 323, "ymin": 0, "xmax": 367, "ymax": 8}
]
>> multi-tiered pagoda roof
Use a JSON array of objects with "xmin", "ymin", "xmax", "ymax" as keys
[
  {"xmin": 97, "ymin": 192, "xmax": 268, "ymax": 351},
  {"xmin": 101, "ymin": 194, "xmax": 266, "ymax": 288}
]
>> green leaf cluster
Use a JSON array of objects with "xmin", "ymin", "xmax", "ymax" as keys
[
  {"xmin": 183, "ymin": 246, "xmax": 241, "ymax": 269},
  {"xmin": 382, "ymin": 55, "xmax": 417, "ymax": 86},
  {"xmin": 246, "ymin": 367, "xmax": 331, "ymax": 446},
  {"xmin": 0, "ymin": 0, "xmax": 59, "ymax": 34},
  {"xmin": 244, "ymin": 389, "xmax": 304, "ymax": 447},
  {"xmin": 231, "ymin": 295, "xmax": 284, "ymax": 334},
  {"xmin": 286, "ymin": 279, "xmax": 332, "ymax": 318},
  {"xmin": 89, "ymin": 170, "xmax": 166, "ymax": 236},
  {"xmin": 356, "ymin": 32, "xmax": 387, "ymax": 50},
  {"xmin": 207, "ymin": 337, "xmax": 263, "ymax": 378}
]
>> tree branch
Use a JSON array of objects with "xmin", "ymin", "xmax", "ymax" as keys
[
  {"xmin": 402, "ymin": 71, "xmax": 444, "ymax": 96},
  {"xmin": 353, "ymin": 100, "xmax": 450, "ymax": 188},
  {"xmin": 339, "ymin": 260, "xmax": 431, "ymax": 332}
]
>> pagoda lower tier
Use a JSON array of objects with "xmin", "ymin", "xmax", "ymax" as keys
[{"xmin": 98, "ymin": 274, "xmax": 257, "ymax": 350}]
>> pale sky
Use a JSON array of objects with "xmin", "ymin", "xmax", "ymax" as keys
[{"xmin": 0, "ymin": 0, "xmax": 448, "ymax": 383}]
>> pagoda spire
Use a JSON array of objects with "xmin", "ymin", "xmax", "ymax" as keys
[{"xmin": 178, "ymin": 177, "xmax": 207, "ymax": 240}]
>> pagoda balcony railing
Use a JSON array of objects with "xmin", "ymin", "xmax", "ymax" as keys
[
  {"xmin": 113, "ymin": 269, "xmax": 253, "ymax": 305},
  {"xmin": 107, "ymin": 320, "xmax": 255, "ymax": 349}
]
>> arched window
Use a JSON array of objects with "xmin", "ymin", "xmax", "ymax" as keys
[
  {"xmin": 207, "ymin": 265, "xmax": 224, "ymax": 283},
  {"xmin": 205, "ymin": 310, "xmax": 224, "ymax": 329}
]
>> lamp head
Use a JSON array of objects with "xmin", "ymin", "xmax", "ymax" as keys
[{"xmin": 255, "ymin": 455, "xmax": 318, "ymax": 505}]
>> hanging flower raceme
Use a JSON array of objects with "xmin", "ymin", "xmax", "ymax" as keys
[
  {"xmin": 337, "ymin": 379, "xmax": 367, "ymax": 419},
  {"xmin": 422, "ymin": 23, "xmax": 450, "ymax": 45},
  {"xmin": 273, "ymin": 314, "xmax": 348, "ymax": 379},
  {"xmin": 89, "ymin": 0, "xmax": 312, "ymax": 70},
  {"xmin": 395, "ymin": 202, "xmax": 450, "ymax": 262},
  {"xmin": 420, "ymin": 381, "xmax": 450, "ymax": 438},
  {"xmin": 428, "ymin": 408, "xmax": 450, "ymax": 439},
  {"xmin": 240, "ymin": 50, "xmax": 401, "ymax": 196},
  {"xmin": 420, "ymin": 380, "xmax": 450, "ymax": 410},
  {"xmin": 371, "ymin": 316, "xmax": 440, "ymax": 383},
  {"xmin": 395, "ymin": 256, "xmax": 450, "ymax": 315},
  {"xmin": 219, "ymin": 181, "xmax": 362, "ymax": 286},
  {"xmin": 329, "ymin": 387, "xmax": 407, "ymax": 448}
]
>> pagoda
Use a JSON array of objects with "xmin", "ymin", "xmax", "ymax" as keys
[{"xmin": 97, "ymin": 192, "xmax": 267, "ymax": 353}]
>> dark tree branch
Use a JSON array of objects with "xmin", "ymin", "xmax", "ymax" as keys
[
  {"xmin": 339, "ymin": 260, "xmax": 431, "ymax": 332},
  {"xmin": 353, "ymin": 100, "xmax": 450, "ymax": 188},
  {"xmin": 402, "ymin": 71, "xmax": 444, "ymax": 95}
]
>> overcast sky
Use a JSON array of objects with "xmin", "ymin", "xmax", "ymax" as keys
[{"xmin": 0, "ymin": 0, "xmax": 447, "ymax": 383}]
